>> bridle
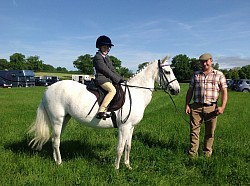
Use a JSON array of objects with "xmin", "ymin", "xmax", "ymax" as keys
[
  {"xmin": 122, "ymin": 59, "xmax": 177, "ymax": 91},
  {"xmin": 157, "ymin": 60, "xmax": 191, "ymax": 124},
  {"xmin": 157, "ymin": 59, "xmax": 177, "ymax": 92},
  {"xmin": 120, "ymin": 59, "xmax": 178, "ymax": 124}
]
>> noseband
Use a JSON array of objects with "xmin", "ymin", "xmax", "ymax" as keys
[{"xmin": 158, "ymin": 59, "xmax": 177, "ymax": 91}]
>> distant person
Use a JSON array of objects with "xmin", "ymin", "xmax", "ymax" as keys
[
  {"xmin": 185, "ymin": 53, "xmax": 228, "ymax": 158},
  {"xmin": 93, "ymin": 35, "xmax": 124, "ymax": 119}
]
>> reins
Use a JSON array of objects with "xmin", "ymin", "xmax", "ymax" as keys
[
  {"xmin": 120, "ymin": 82, "xmax": 132, "ymax": 124},
  {"xmin": 121, "ymin": 79, "xmax": 177, "ymax": 91},
  {"xmin": 119, "ymin": 79, "xmax": 176, "ymax": 124},
  {"xmin": 119, "ymin": 59, "xmax": 178, "ymax": 124},
  {"xmin": 121, "ymin": 59, "xmax": 191, "ymax": 125},
  {"xmin": 163, "ymin": 87, "xmax": 216, "ymax": 125},
  {"xmin": 163, "ymin": 89, "xmax": 190, "ymax": 124}
]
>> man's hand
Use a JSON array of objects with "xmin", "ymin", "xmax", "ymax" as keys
[
  {"xmin": 185, "ymin": 104, "xmax": 191, "ymax": 115},
  {"xmin": 216, "ymin": 107, "xmax": 225, "ymax": 115}
]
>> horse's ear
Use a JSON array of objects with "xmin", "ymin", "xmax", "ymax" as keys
[{"xmin": 161, "ymin": 56, "xmax": 170, "ymax": 64}]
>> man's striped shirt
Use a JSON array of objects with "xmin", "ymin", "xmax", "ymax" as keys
[{"xmin": 190, "ymin": 69, "xmax": 227, "ymax": 104}]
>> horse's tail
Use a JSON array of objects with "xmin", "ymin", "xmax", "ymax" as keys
[{"xmin": 28, "ymin": 100, "xmax": 50, "ymax": 150}]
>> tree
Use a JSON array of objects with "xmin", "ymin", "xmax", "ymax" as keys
[
  {"xmin": 56, "ymin": 67, "xmax": 68, "ymax": 73},
  {"xmin": 0, "ymin": 59, "xmax": 10, "ymax": 70},
  {"xmin": 9, "ymin": 53, "xmax": 26, "ymax": 69},
  {"xmin": 73, "ymin": 54, "xmax": 94, "ymax": 74},
  {"xmin": 171, "ymin": 54, "xmax": 192, "ymax": 81},
  {"xmin": 26, "ymin": 55, "xmax": 43, "ymax": 71},
  {"xmin": 137, "ymin": 62, "xmax": 149, "ymax": 72},
  {"xmin": 221, "ymin": 69, "xmax": 229, "ymax": 79},
  {"xmin": 109, "ymin": 56, "xmax": 122, "ymax": 72},
  {"xmin": 190, "ymin": 58, "xmax": 201, "ymax": 71},
  {"xmin": 109, "ymin": 56, "xmax": 133, "ymax": 78},
  {"xmin": 119, "ymin": 67, "xmax": 133, "ymax": 78},
  {"xmin": 43, "ymin": 64, "xmax": 56, "ymax": 72},
  {"xmin": 238, "ymin": 65, "xmax": 250, "ymax": 79},
  {"xmin": 229, "ymin": 68, "xmax": 240, "ymax": 80},
  {"xmin": 212, "ymin": 62, "xmax": 219, "ymax": 70}
]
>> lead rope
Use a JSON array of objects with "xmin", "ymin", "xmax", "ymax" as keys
[
  {"xmin": 164, "ymin": 90, "xmax": 218, "ymax": 125},
  {"xmin": 164, "ymin": 90, "xmax": 190, "ymax": 125}
]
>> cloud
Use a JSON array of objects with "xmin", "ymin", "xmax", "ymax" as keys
[{"xmin": 216, "ymin": 56, "xmax": 250, "ymax": 69}]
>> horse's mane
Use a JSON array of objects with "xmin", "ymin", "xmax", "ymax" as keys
[
  {"xmin": 127, "ymin": 61, "xmax": 155, "ymax": 82},
  {"xmin": 127, "ymin": 56, "xmax": 169, "ymax": 82}
]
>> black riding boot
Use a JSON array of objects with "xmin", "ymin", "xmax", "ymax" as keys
[{"xmin": 96, "ymin": 112, "xmax": 106, "ymax": 120}]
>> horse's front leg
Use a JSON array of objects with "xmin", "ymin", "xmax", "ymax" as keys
[
  {"xmin": 124, "ymin": 126, "xmax": 134, "ymax": 169},
  {"xmin": 115, "ymin": 131, "xmax": 124, "ymax": 169}
]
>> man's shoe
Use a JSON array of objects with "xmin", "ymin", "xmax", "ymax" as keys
[
  {"xmin": 188, "ymin": 152, "xmax": 198, "ymax": 160},
  {"xmin": 96, "ymin": 112, "xmax": 106, "ymax": 120},
  {"xmin": 204, "ymin": 152, "xmax": 212, "ymax": 159}
]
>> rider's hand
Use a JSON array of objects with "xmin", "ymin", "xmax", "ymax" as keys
[{"xmin": 119, "ymin": 79, "xmax": 125, "ymax": 84}]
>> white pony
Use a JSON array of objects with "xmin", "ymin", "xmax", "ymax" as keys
[{"xmin": 28, "ymin": 56, "xmax": 180, "ymax": 169}]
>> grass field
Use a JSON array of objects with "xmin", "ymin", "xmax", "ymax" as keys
[{"xmin": 0, "ymin": 84, "xmax": 249, "ymax": 185}]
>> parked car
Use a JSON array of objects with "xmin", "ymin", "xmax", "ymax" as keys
[
  {"xmin": 226, "ymin": 79, "xmax": 232, "ymax": 87},
  {"xmin": 236, "ymin": 79, "xmax": 250, "ymax": 92},
  {"xmin": 0, "ymin": 80, "xmax": 12, "ymax": 88},
  {"xmin": 35, "ymin": 79, "xmax": 48, "ymax": 86},
  {"xmin": 35, "ymin": 76, "xmax": 59, "ymax": 86},
  {"xmin": 230, "ymin": 79, "xmax": 238, "ymax": 90}
]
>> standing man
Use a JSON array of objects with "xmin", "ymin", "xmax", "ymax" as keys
[{"xmin": 185, "ymin": 53, "xmax": 228, "ymax": 158}]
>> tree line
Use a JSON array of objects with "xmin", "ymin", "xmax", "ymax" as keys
[
  {"xmin": 1, "ymin": 53, "xmax": 249, "ymax": 81},
  {"xmin": 73, "ymin": 54, "xmax": 133, "ymax": 78},
  {"xmin": 0, "ymin": 52, "xmax": 133, "ymax": 78},
  {"xmin": 0, "ymin": 53, "xmax": 68, "ymax": 73},
  {"xmin": 169, "ymin": 54, "xmax": 250, "ymax": 82}
]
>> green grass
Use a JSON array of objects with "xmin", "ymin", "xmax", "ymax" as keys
[{"xmin": 0, "ymin": 85, "xmax": 249, "ymax": 185}]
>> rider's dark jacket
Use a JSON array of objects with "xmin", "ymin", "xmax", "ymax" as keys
[{"xmin": 93, "ymin": 51, "xmax": 122, "ymax": 86}]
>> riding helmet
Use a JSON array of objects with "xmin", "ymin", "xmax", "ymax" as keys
[{"xmin": 96, "ymin": 35, "xmax": 114, "ymax": 48}]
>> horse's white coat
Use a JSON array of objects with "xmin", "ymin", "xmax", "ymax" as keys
[{"xmin": 28, "ymin": 57, "xmax": 180, "ymax": 169}]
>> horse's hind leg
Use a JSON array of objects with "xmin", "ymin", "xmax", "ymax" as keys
[
  {"xmin": 52, "ymin": 115, "xmax": 71, "ymax": 164},
  {"xmin": 51, "ymin": 120, "xmax": 63, "ymax": 165}
]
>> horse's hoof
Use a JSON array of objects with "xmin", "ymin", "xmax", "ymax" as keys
[
  {"xmin": 55, "ymin": 161, "xmax": 62, "ymax": 165},
  {"xmin": 125, "ymin": 165, "xmax": 132, "ymax": 170}
]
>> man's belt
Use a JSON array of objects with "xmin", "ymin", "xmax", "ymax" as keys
[{"xmin": 195, "ymin": 102, "xmax": 217, "ymax": 107}]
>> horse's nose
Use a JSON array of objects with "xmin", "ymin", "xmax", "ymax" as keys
[
  {"xmin": 171, "ymin": 87, "xmax": 180, "ymax": 95},
  {"xmin": 176, "ymin": 89, "xmax": 180, "ymax": 95}
]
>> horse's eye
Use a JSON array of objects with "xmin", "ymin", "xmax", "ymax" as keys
[{"xmin": 164, "ymin": 70, "xmax": 170, "ymax": 74}]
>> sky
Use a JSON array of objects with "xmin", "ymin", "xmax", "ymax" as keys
[{"xmin": 1, "ymin": 0, "xmax": 250, "ymax": 72}]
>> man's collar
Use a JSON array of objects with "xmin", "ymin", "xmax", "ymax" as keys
[
  {"xmin": 98, "ymin": 50, "xmax": 107, "ymax": 58},
  {"xmin": 198, "ymin": 68, "xmax": 215, "ymax": 74}
]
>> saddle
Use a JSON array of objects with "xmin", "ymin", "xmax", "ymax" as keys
[{"xmin": 84, "ymin": 79, "xmax": 125, "ymax": 112}]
